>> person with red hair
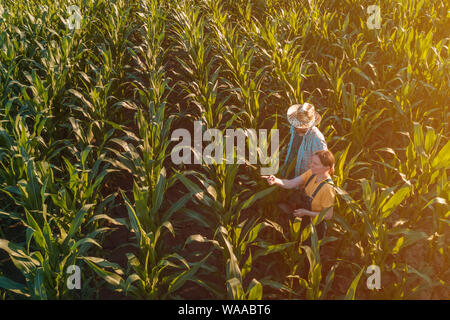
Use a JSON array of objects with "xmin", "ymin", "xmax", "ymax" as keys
[{"xmin": 264, "ymin": 149, "xmax": 336, "ymax": 240}]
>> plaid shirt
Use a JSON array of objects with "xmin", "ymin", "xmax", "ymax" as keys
[{"xmin": 283, "ymin": 125, "xmax": 327, "ymax": 178}]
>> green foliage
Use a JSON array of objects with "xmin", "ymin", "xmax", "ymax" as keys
[{"xmin": 0, "ymin": 0, "xmax": 448, "ymax": 300}]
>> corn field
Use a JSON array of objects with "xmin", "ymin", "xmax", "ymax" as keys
[{"xmin": 0, "ymin": 0, "xmax": 448, "ymax": 300}]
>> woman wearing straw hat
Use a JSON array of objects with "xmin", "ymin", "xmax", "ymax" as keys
[{"xmin": 283, "ymin": 103, "xmax": 328, "ymax": 179}]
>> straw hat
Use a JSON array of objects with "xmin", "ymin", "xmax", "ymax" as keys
[{"xmin": 287, "ymin": 103, "xmax": 321, "ymax": 129}]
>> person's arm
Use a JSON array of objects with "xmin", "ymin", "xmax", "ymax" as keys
[
  {"xmin": 294, "ymin": 207, "xmax": 333, "ymax": 220},
  {"xmin": 263, "ymin": 174, "xmax": 304, "ymax": 189},
  {"xmin": 294, "ymin": 185, "xmax": 335, "ymax": 219}
]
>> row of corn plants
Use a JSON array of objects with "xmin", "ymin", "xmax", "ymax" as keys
[
  {"xmin": 79, "ymin": 0, "xmax": 212, "ymax": 299},
  {"xmin": 168, "ymin": 0, "xmax": 286, "ymax": 299},
  {"xmin": 0, "ymin": 0, "xmax": 124, "ymax": 299}
]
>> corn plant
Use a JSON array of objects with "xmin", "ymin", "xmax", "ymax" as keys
[
  {"xmin": 178, "ymin": 163, "xmax": 275, "ymax": 229},
  {"xmin": 176, "ymin": 150, "xmax": 282, "ymax": 299},
  {"xmin": 332, "ymin": 142, "xmax": 368, "ymax": 189},
  {"xmin": 184, "ymin": 214, "xmax": 282, "ymax": 299},
  {"xmin": 335, "ymin": 177, "xmax": 411, "ymax": 263},
  {"xmin": 269, "ymin": 207, "xmax": 338, "ymax": 299},
  {"xmin": 255, "ymin": 10, "xmax": 314, "ymax": 104},
  {"xmin": 83, "ymin": 94, "xmax": 201, "ymax": 299},
  {"xmin": 1, "ymin": 140, "xmax": 115, "ymax": 229},
  {"xmin": 128, "ymin": 0, "xmax": 168, "ymax": 109},
  {"xmin": 0, "ymin": 203, "xmax": 109, "ymax": 299},
  {"xmin": 91, "ymin": 0, "xmax": 134, "ymax": 76},
  {"xmin": 296, "ymin": 246, "xmax": 339, "ymax": 300},
  {"xmin": 333, "ymin": 177, "xmax": 446, "ymax": 298},
  {"xmin": 374, "ymin": 122, "xmax": 449, "ymax": 225},
  {"xmin": 84, "ymin": 180, "xmax": 205, "ymax": 299}
]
